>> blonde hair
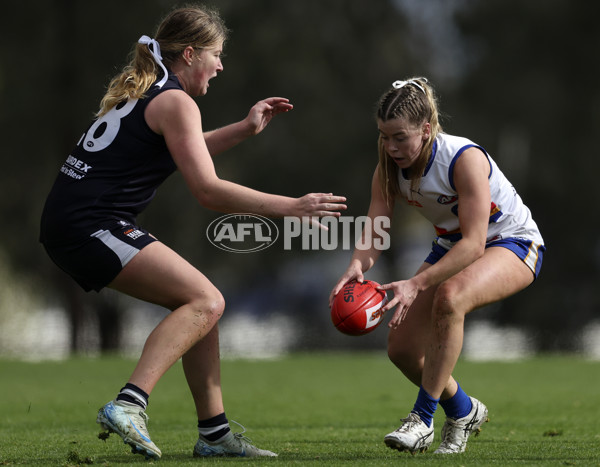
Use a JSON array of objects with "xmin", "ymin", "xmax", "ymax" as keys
[
  {"xmin": 97, "ymin": 5, "xmax": 228, "ymax": 116},
  {"xmin": 375, "ymin": 77, "xmax": 442, "ymax": 204}
]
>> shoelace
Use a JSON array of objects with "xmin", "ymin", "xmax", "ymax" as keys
[
  {"xmin": 230, "ymin": 420, "xmax": 254, "ymax": 445},
  {"xmin": 397, "ymin": 413, "xmax": 424, "ymax": 432},
  {"xmin": 439, "ymin": 419, "xmax": 463, "ymax": 448}
]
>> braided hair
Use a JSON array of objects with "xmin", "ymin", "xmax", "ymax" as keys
[{"xmin": 375, "ymin": 78, "xmax": 442, "ymax": 204}]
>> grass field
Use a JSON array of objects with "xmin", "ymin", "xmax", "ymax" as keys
[{"xmin": 0, "ymin": 353, "xmax": 599, "ymax": 466}]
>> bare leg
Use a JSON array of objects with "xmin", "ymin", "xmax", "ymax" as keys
[
  {"xmin": 109, "ymin": 241, "xmax": 224, "ymax": 400},
  {"xmin": 383, "ymin": 248, "xmax": 535, "ymax": 455},
  {"xmin": 387, "ymin": 263, "xmax": 458, "ymax": 400},
  {"xmin": 421, "ymin": 247, "xmax": 534, "ymax": 398},
  {"xmin": 98, "ymin": 241, "xmax": 283, "ymax": 458},
  {"xmin": 182, "ymin": 325, "xmax": 225, "ymax": 420}
]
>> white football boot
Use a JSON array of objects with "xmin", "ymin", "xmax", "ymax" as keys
[
  {"xmin": 384, "ymin": 412, "xmax": 434, "ymax": 454},
  {"xmin": 193, "ymin": 422, "xmax": 277, "ymax": 457},
  {"xmin": 96, "ymin": 399, "xmax": 161, "ymax": 459},
  {"xmin": 434, "ymin": 397, "xmax": 489, "ymax": 454}
]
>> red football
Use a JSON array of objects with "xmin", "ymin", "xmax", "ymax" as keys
[{"xmin": 331, "ymin": 280, "xmax": 388, "ymax": 336}]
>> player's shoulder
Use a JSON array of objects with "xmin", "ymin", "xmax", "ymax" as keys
[
  {"xmin": 145, "ymin": 88, "xmax": 199, "ymax": 136},
  {"xmin": 436, "ymin": 133, "xmax": 476, "ymax": 149},
  {"xmin": 148, "ymin": 88, "xmax": 197, "ymax": 116}
]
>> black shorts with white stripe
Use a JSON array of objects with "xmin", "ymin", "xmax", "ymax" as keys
[{"xmin": 43, "ymin": 220, "xmax": 156, "ymax": 292}]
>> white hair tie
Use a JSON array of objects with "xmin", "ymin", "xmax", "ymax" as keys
[
  {"xmin": 392, "ymin": 79, "xmax": 427, "ymax": 95},
  {"xmin": 138, "ymin": 35, "xmax": 169, "ymax": 88}
]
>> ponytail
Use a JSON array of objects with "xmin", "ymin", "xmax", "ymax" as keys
[{"xmin": 96, "ymin": 5, "xmax": 228, "ymax": 117}]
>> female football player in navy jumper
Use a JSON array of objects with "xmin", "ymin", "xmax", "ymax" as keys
[
  {"xmin": 330, "ymin": 78, "xmax": 544, "ymax": 454},
  {"xmin": 40, "ymin": 6, "xmax": 346, "ymax": 460}
]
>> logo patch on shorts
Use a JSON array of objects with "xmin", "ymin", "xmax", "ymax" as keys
[{"xmin": 124, "ymin": 228, "xmax": 146, "ymax": 240}]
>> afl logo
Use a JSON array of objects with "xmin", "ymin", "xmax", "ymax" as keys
[{"xmin": 206, "ymin": 214, "xmax": 278, "ymax": 253}]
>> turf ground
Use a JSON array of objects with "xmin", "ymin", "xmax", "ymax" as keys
[{"xmin": 0, "ymin": 353, "xmax": 598, "ymax": 466}]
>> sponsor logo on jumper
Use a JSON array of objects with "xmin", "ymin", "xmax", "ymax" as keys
[
  {"xmin": 60, "ymin": 155, "xmax": 93, "ymax": 180},
  {"xmin": 437, "ymin": 194, "xmax": 458, "ymax": 205}
]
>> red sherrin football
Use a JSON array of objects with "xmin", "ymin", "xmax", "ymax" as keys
[{"xmin": 331, "ymin": 280, "xmax": 388, "ymax": 336}]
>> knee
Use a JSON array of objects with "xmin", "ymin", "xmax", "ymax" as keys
[
  {"xmin": 188, "ymin": 288, "xmax": 226, "ymax": 325},
  {"xmin": 432, "ymin": 281, "xmax": 464, "ymax": 321},
  {"xmin": 204, "ymin": 290, "xmax": 226, "ymax": 320}
]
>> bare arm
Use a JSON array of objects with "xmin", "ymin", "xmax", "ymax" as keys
[
  {"xmin": 145, "ymin": 90, "xmax": 345, "ymax": 220},
  {"xmin": 203, "ymin": 97, "xmax": 293, "ymax": 156},
  {"xmin": 329, "ymin": 166, "xmax": 393, "ymax": 306}
]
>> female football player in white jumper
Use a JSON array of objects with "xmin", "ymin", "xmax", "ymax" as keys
[
  {"xmin": 331, "ymin": 77, "xmax": 544, "ymax": 454},
  {"xmin": 40, "ymin": 6, "xmax": 346, "ymax": 460}
]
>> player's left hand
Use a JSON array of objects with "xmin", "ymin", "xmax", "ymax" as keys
[
  {"xmin": 245, "ymin": 97, "xmax": 293, "ymax": 135},
  {"xmin": 378, "ymin": 279, "xmax": 419, "ymax": 328}
]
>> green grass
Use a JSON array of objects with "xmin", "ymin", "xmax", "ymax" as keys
[{"xmin": 0, "ymin": 353, "xmax": 599, "ymax": 466}]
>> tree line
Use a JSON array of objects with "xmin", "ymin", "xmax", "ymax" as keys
[{"xmin": 0, "ymin": 0, "xmax": 597, "ymax": 352}]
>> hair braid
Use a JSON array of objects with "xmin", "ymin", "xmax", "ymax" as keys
[{"xmin": 376, "ymin": 77, "xmax": 442, "ymax": 204}]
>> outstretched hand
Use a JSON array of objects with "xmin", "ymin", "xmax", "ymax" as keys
[
  {"xmin": 245, "ymin": 97, "xmax": 293, "ymax": 135},
  {"xmin": 378, "ymin": 279, "xmax": 420, "ymax": 329},
  {"xmin": 296, "ymin": 193, "xmax": 347, "ymax": 228}
]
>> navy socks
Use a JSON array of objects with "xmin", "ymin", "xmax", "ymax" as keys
[
  {"xmin": 116, "ymin": 383, "xmax": 149, "ymax": 410},
  {"xmin": 198, "ymin": 412, "xmax": 231, "ymax": 442},
  {"xmin": 115, "ymin": 384, "xmax": 232, "ymax": 443}
]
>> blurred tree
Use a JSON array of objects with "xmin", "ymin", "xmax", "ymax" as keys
[
  {"xmin": 142, "ymin": 0, "xmax": 420, "ymax": 300},
  {"xmin": 0, "ymin": 0, "xmax": 596, "ymax": 354},
  {"xmin": 0, "ymin": 0, "xmax": 417, "ymax": 352},
  {"xmin": 449, "ymin": 0, "xmax": 600, "ymax": 350},
  {"xmin": 0, "ymin": 0, "xmax": 165, "ymax": 352}
]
